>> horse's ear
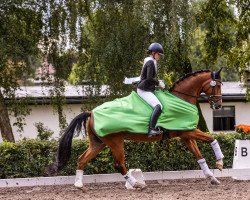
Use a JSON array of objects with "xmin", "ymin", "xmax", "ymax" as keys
[
  {"xmin": 214, "ymin": 67, "xmax": 223, "ymax": 80},
  {"xmin": 217, "ymin": 67, "xmax": 223, "ymax": 74}
]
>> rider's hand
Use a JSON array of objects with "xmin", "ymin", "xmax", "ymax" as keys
[{"xmin": 158, "ymin": 80, "xmax": 165, "ymax": 89}]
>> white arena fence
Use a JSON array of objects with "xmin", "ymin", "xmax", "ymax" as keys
[{"xmin": 0, "ymin": 168, "xmax": 249, "ymax": 188}]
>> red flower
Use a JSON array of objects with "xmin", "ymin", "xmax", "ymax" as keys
[{"xmin": 235, "ymin": 124, "xmax": 250, "ymax": 140}]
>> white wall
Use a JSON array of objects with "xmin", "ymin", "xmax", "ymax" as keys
[
  {"xmin": 0, "ymin": 104, "xmax": 84, "ymax": 142},
  {"xmin": 200, "ymin": 102, "xmax": 250, "ymax": 133},
  {"xmin": 1, "ymin": 101, "xmax": 249, "ymax": 142}
]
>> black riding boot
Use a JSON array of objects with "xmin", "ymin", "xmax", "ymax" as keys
[{"xmin": 148, "ymin": 104, "xmax": 162, "ymax": 137}]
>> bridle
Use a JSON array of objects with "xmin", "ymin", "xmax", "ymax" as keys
[
  {"xmin": 202, "ymin": 78, "xmax": 222, "ymax": 109},
  {"xmin": 172, "ymin": 71, "xmax": 222, "ymax": 109}
]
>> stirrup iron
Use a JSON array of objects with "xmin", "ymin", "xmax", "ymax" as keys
[{"xmin": 148, "ymin": 128, "xmax": 162, "ymax": 137}]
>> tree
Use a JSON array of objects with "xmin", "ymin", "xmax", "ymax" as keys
[
  {"xmin": 193, "ymin": 0, "xmax": 249, "ymax": 81},
  {"xmin": 68, "ymin": 0, "xmax": 208, "ymax": 131},
  {"xmin": 41, "ymin": 0, "xmax": 89, "ymax": 133},
  {"xmin": 0, "ymin": 1, "xmax": 42, "ymax": 141},
  {"xmin": 227, "ymin": 0, "xmax": 249, "ymax": 79},
  {"xmin": 70, "ymin": 0, "xmax": 150, "ymax": 98},
  {"xmin": 2, "ymin": 0, "xmax": 247, "ymax": 141},
  {"xmin": 190, "ymin": 0, "xmax": 249, "ymax": 130},
  {"xmin": 71, "ymin": 0, "xmax": 195, "ymax": 92},
  {"xmin": 0, "ymin": 0, "xmax": 81, "ymax": 141}
]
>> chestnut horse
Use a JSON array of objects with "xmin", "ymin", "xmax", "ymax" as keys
[{"xmin": 49, "ymin": 69, "xmax": 224, "ymax": 189}]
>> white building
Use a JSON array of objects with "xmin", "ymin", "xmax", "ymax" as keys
[
  {"xmin": 0, "ymin": 82, "xmax": 249, "ymax": 142},
  {"xmin": 199, "ymin": 82, "xmax": 249, "ymax": 132}
]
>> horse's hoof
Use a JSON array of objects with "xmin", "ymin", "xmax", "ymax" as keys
[
  {"xmin": 74, "ymin": 183, "xmax": 88, "ymax": 192},
  {"xmin": 216, "ymin": 164, "xmax": 223, "ymax": 171},
  {"xmin": 74, "ymin": 181, "xmax": 83, "ymax": 188},
  {"xmin": 210, "ymin": 176, "xmax": 220, "ymax": 185},
  {"xmin": 216, "ymin": 160, "xmax": 223, "ymax": 171}
]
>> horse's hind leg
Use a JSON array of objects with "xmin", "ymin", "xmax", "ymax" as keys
[
  {"xmin": 74, "ymin": 127, "xmax": 106, "ymax": 188},
  {"xmin": 182, "ymin": 138, "xmax": 220, "ymax": 185},
  {"xmin": 179, "ymin": 129, "xmax": 224, "ymax": 170},
  {"xmin": 75, "ymin": 144, "xmax": 105, "ymax": 188},
  {"xmin": 101, "ymin": 134, "xmax": 145, "ymax": 189},
  {"xmin": 76, "ymin": 140, "xmax": 106, "ymax": 170}
]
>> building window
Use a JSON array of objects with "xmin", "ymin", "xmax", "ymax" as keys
[{"xmin": 213, "ymin": 106, "xmax": 235, "ymax": 131}]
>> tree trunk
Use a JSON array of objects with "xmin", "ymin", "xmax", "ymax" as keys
[{"xmin": 0, "ymin": 90, "xmax": 15, "ymax": 142}]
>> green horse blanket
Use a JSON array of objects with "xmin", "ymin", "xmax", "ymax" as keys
[{"xmin": 92, "ymin": 91, "xmax": 199, "ymax": 137}]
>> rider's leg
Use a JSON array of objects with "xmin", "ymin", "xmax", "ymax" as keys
[
  {"xmin": 137, "ymin": 89, "xmax": 163, "ymax": 137},
  {"xmin": 148, "ymin": 104, "xmax": 162, "ymax": 136}
]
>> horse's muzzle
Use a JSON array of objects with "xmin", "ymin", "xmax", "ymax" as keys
[
  {"xmin": 209, "ymin": 95, "xmax": 222, "ymax": 110},
  {"xmin": 211, "ymin": 104, "xmax": 222, "ymax": 110}
]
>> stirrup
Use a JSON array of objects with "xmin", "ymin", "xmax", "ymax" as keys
[{"xmin": 148, "ymin": 128, "xmax": 162, "ymax": 137}]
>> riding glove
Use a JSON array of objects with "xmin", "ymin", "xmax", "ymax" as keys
[{"xmin": 158, "ymin": 80, "xmax": 165, "ymax": 89}]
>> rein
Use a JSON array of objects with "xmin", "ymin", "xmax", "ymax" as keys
[
  {"xmin": 171, "ymin": 89, "xmax": 198, "ymax": 98},
  {"xmin": 171, "ymin": 89, "xmax": 222, "ymax": 102}
]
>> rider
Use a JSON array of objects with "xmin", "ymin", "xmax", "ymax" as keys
[{"xmin": 137, "ymin": 42, "xmax": 165, "ymax": 137}]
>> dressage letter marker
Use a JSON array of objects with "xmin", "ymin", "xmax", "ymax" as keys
[
  {"xmin": 241, "ymin": 147, "xmax": 248, "ymax": 157},
  {"xmin": 232, "ymin": 140, "xmax": 250, "ymax": 180}
]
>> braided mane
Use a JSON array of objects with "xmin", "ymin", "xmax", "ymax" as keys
[{"xmin": 169, "ymin": 69, "xmax": 211, "ymax": 91}]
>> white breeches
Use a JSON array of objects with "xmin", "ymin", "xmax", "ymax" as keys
[{"xmin": 137, "ymin": 88, "xmax": 163, "ymax": 109}]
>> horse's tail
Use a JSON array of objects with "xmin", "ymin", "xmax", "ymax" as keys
[{"xmin": 47, "ymin": 112, "xmax": 91, "ymax": 175}]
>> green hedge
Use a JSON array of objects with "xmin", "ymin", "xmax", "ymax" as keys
[{"xmin": 0, "ymin": 133, "xmax": 241, "ymax": 179}]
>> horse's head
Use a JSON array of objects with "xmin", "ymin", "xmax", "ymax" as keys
[{"xmin": 202, "ymin": 68, "xmax": 223, "ymax": 110}]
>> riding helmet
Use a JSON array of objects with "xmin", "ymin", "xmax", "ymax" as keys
[{"xmin": 147, "ymin": 43, "xmax": 164, "ymax": 55}]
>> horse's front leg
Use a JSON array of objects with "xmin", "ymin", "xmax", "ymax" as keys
[
  {"xmin": 182, "ymin": 138, "xmax": 220, "ymax": 185},
  {"xmin": 211, "ymin": 139, "xmax": 224, "ymax": 170},
  {"xmin": 180, "ymin": 129, "xmax": 224, "ymax": 171}
]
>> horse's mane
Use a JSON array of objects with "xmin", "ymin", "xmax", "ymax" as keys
[{"xmin": 169, "ymin": 69, "xmax": 211, "ymax": 91}]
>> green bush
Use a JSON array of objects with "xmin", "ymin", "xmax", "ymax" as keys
[
  {"xmin": 35, "ymin": 122, "xmax": 54, "ymax": 141},
  {"xmin": 0, "ymin": 133, "xmax": 241, "ymax": 178}
]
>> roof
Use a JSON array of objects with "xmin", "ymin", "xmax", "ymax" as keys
[
  {"xmin": 3, "ymin": 85, "xmax": 109, "ymax": 104},
  {"xmin": 222, "ymin": 82, "xmax": 246, "ymax": 95},
  {"xmin": 2, "ymin": 82, "xmax": 248, "ymax": 104},
  {"xmin": 14, "ymin": 85, "xmax": 109, "ymax": 98},
  {"xmin": 199, "ymin": 82, "xmax": 247, "ymax": 102}
]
